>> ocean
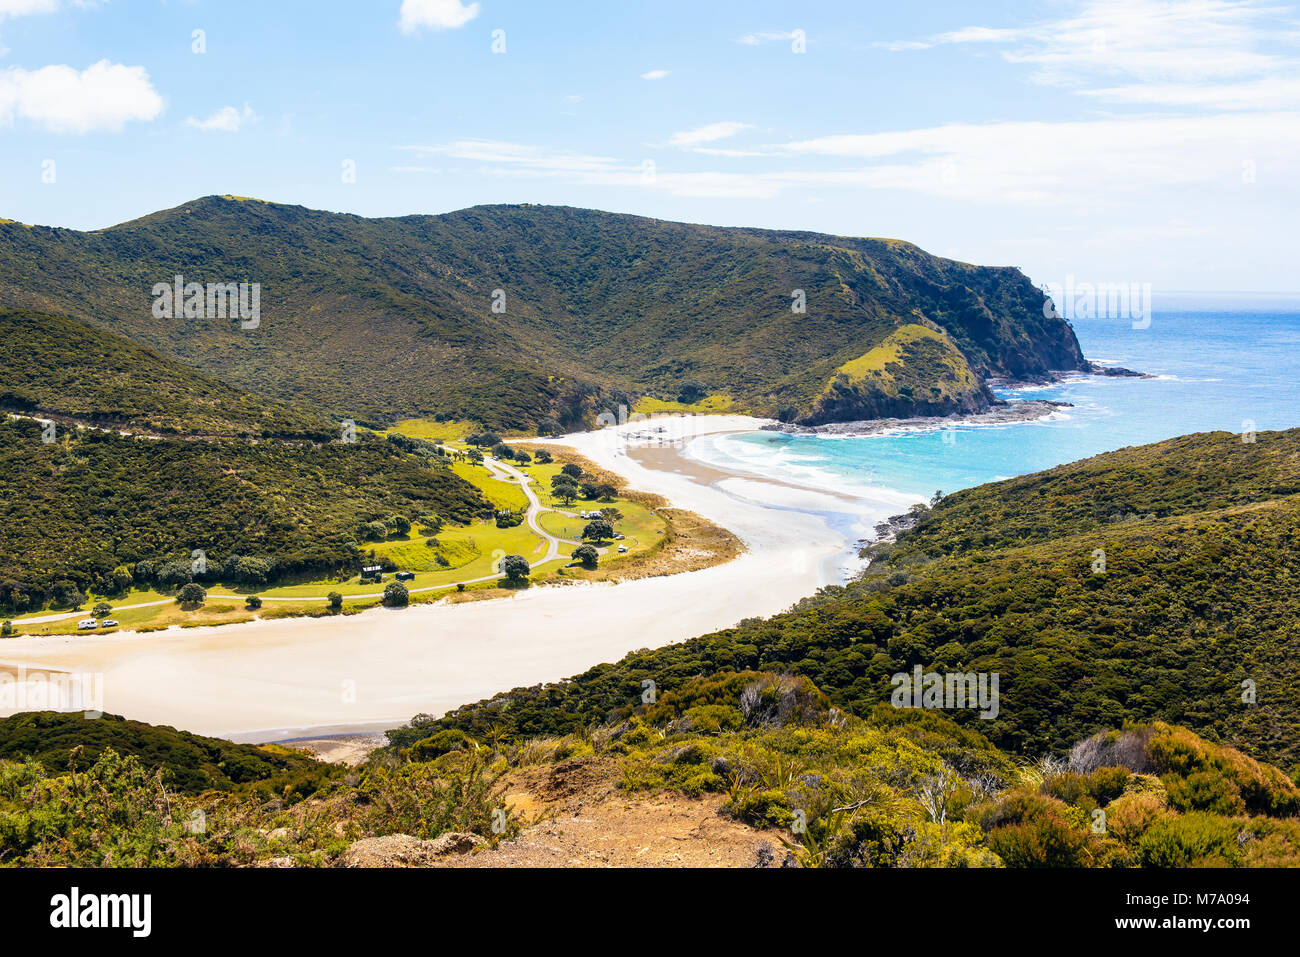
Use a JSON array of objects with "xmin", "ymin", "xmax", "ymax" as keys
[{"xmin": 688, "ymin": 306, "xmax": 1300, "ymax": 503}]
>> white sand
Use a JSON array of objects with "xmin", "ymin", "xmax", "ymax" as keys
[{"xmin": 0, "ymin": 415, "xmax": 917, "ymax": 742}]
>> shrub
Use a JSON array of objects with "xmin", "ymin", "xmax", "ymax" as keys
[
  {"xmin": 1164, "ymin": 770, "xmax": 1246, "ymax": 815},
  {"xmin": 407, "ymin": 729, "xmax": 470, "ymax": 761},
  {"xmin": 1136, "ymin": 812, "xmax": 1244, "ymax": 867},
  {"xmin": 1105, "ymin": 792, "xmax": 1165, "ymax": 845},
  {"xmin": 383, "ymin": 582, "xmax": 409, "ymax": 607},
  {"xmin": 327, "ymin": 592, "xmax": 343, "ymax": 611},
  {"xmin": 981, "ymin": 791, "xmax": 1094, "ymax": 867},
  {"xmin": 177, "ymin": 583, "xmax": 206, "ymax": 607},
  {"xmin": 244, "ymin": 595, "xmax": 262, "ymax": 610}
]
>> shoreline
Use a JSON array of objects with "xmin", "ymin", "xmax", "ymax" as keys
[{"xmin": 0, "ymin": 415, "xmax": 913, "ymax": 742}]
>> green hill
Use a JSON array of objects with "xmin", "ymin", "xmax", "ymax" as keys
[
  {"xmin": 0, "ymin": 712, "xmax": 334, "ymax": 795},
  {"xmin": 0, "ymin": 419, "xmax": 488, "ymax": 610},
  {"xmin": 0, "ymin": 197, "xmax": 1088, "ymax": 430},
  {"xmin": 403, "ymin": 428, "xmax": 1300, "ymax": 769},
  {"xmin": 0, "ymin": 309, "xmax": 333, "ymax": 439}
]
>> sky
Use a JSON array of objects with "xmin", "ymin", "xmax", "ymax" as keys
[{"xmin": 1, "ymin": 0, "xmax": 1298, "ymax": 293}]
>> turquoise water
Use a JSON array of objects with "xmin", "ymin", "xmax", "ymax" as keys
[{"xmin": 692, "ymin": 309, "xmax": 1300, "ymax": 500}]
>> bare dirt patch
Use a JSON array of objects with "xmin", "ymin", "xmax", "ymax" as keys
[{"xmin": 428, "ymin": 757, "xmax": 779, "ymax": 868}]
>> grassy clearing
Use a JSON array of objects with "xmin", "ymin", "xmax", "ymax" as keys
[
  {"xmin": 451, "ymin": 461, "xmax": 530, "ymax": 512},
  {"xmin": 387, "ymin": 418, "xmax": 483, "ymax": 444},
  {"xmin": 633, "ymin": 394, "xmax": 740, "ymax": 415}
]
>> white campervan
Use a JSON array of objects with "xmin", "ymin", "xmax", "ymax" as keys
[{"xmin": 77, "ymin": 619, "xmax": 98, "ymax": 630}]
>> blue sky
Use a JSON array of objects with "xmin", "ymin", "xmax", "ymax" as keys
[{"xmin": 1, "ymin": 0, "xmax": 1298, "ymax": 292}]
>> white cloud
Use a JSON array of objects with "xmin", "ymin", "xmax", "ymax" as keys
[
  {"xmin": 395, "ymin": 106, "xmax": 1300, "ymax": 205},
  {"xmin": 0, "ymin": 59, "xmax": 162, "ymax": 133},
  {"xmin": 640, "ymin": 69, "xmax": 670, "ymax": 80},
  {"xmin": 668, "ymin": 121, "xmax": 752, "ymax": 149},
  {"xmin": 185, "ymin": 103, "xmax": 257, "ymax": 133},
  {"xmin": 776, "ymin": 113, "xmax": 1300, "ymax": 205},
  {"xmin": 878, "ymin": 0, "xmax": 1300, "ymax": 110},
  {"xmin": 398, "ymin": 0, "xmax": 478, "ymax": 34},
  {"xmin": 0, "ymin": 0, "xmax": 61, "ymax": 18},
  {"xmin": 738, "ymin": 30, "xmax": 798, "ymax": 45}
]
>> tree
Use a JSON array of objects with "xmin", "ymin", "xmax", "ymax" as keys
[
  {"xmin": 678, "ymin": 379, "xmax": 707, "ymax": 403},
  {"xmin": 0, "ymin": 620, "xmax": 12, "ymax": 637},
  {"xmin": 363, "ymin": 520, "xmax": 388, "ymax": 541},
  {"xmin": 327, "ymin": 592, "xmax": 343, "ymax": 611},
  {"xmin": 595, "ymin": 483, "xmax": 617, "ymax": 501},
  {"xmin": 571, "ymin": 544, "xmax": 599, "ymax": 569},
  {"xmin": 561, "ymin": 463, "xmax": 584, "ymax": 479},
  {"xmin": 92, "ymin": 602, "xmax": 112, "ymax": 619},
  {"xmin": 227, "ymin": 555, "xmax": 272, "ymax": 585},
  {"xmin": 245, "ymin": 595, "xmax": 262, "ymax": 610},
  {"xmin": 582, "ymin": 520, "xmax": 614, "ymax": 543},
  {"xmin": 513, "ymin": 449, "xmax": 532, "ymax": 464},
  {"xmin": 500, "ymin": 554, "xmax": 530, "ymax": 582},
  {"xmin": 580, "ymin": 482, "xmax": 600, "ymax": 499},
  {"xmin": 177, "ymin": 583, "xmax": 206, "ymax": 607},
  {"xmin": 386, "ymin": 514, "xmax": 411, "ymax": 537},
  {"xmin": 534, "ymin": 449, "xmax": 553, "ymax": 464},
  {"xmin": 418, "ymin": 514, "xmax": 444, "ymax": 534},
  {"xmin": 536, "ymin": 418, "xmax": 561, "ymax": 437},
  {"xmin": 491, "ymin": 443, "xmax": 514, "ymax": 460},
  {"xmin": 600, "ymin": 507, "xmax": 624, "ymax": 524},
  {"xmin": 383, "ymin": 582, "xmax": 409, "ymax": 607},
  {"xmin": 552, "ymin": 473, "xmax": 579, "ymax": 505},
  {"xmin": 110, "ymin": 565, "xmax": 134, "ymax": 593},
  {"xmin": 156, "ymin": 560, "xmax": 193, "ymax": 587}
]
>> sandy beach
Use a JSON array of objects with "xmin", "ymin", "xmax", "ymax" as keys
[{"xmin": 0, "ymin": 415, "xmax": 919, "ymax": 742}]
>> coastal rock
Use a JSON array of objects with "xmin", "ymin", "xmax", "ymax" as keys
[
  {"xmin": 765, "ymin": 398, "xmax": 1071, "ymax": 437},
  {"xmin": 339, "ymin": 832, "xmax": 486, "ymax": 867}
]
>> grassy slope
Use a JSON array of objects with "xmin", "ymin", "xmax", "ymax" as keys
[
  {"xmin": 0, "ymin": 309, "xmax": 333, "ymax": 439},
  {"xmin": 0, "ymin": 197, "xmax": 1087, "ymax": 429},
  {"xmin": 809, "ymin": 322, "xmax": 986, "ymax": 423}
]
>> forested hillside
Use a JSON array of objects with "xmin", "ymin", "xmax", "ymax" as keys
[
  {"xmin": 0, "ymin": 419, "xmax": 487, "ymax": 611},
  {"xmin": 0, "ymin": 309, "xmax": 333, "ymax": 439},
  {"xmin": 0, "ymin": 196, "xmax": 1088, "ymax": 430}
]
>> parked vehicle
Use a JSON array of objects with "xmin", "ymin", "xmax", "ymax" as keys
[
  {"xmin": 100, "ymin": 619, "xmax": 119, "ymax": 628},
  {"xmin": 77, "ymin": 619, "xmax": 98, "ymax": 630},
  {"xmin": 395, "ymin": 571, "xmax": 415, "ymax": 581}
]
